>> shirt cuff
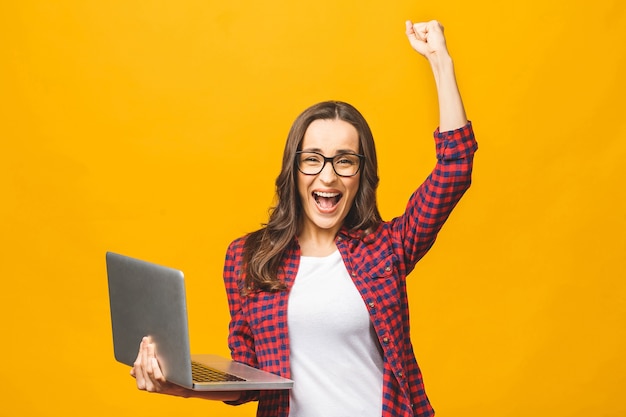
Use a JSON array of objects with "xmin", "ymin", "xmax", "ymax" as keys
[
  {"xmin": 434, "ymin": 121, "xmax": 478, "ymax": 161},
  {"xmin": 223, "ymin": 389, "xmax": 259, "ymax": 405}
]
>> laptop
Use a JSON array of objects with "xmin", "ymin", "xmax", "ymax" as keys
[{"xmin": 105, "ymin": 251, "xmax": 293, "ymax": 391}]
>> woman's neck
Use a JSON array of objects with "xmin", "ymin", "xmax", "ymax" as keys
[{"xmin": 297, "ymin": 226, "xmax": 340, "ymax": 257}]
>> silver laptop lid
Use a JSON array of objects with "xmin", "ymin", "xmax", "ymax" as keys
[{"xmin": 106, "ymin": 252, "xmax": 194, "ymax": 388}]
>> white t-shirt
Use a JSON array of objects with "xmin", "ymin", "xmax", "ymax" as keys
[{"xmin": 287, "ymin": 250, "xmax": 384, "ymax": 417}]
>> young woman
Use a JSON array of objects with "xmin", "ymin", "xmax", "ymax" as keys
[{"xmin": 132, "ymin": 19, "xmax": 478, "ymax": 417}]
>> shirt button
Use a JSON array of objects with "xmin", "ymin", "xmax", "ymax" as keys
[
  {"xmin": 351, "ymin": 272, "xmax": 356, "ymax": 277},
  {"xmin": 385, "ymin": 266, "xmax": 391, "ymax": 272},
  {"xmin": 382, "ymin": 337, "xmax": 389, "ymax": 344},
  {"xmin": 368, "ymin": 302, "xmax": 375, "ymax": 308},
  {"xmin": 398, "ymin": 371, "xmax": 404, "ymax": 378}
]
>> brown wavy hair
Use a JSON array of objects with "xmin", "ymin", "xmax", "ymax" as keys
[{"xmin": 242, "ymin": 101, "xmax": 382, "ymax": 294}]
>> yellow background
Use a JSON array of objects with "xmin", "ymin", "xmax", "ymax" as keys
[{"xmin": 2, "ymin": 1, "xmax": 625, "ymax": 416}]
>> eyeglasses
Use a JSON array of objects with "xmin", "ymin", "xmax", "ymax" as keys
[{"xmin": 295, "ymin": 151, "xmax": 365, "ymax": 177}]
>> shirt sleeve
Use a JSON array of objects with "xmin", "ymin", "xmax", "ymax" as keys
[
  {"xmin": 222, "ymin": 237, "xmax": 260, "ymax": 405},
  {"xmin": 393, "ymin": 121, "xmax": 478, "ymax": 271}
]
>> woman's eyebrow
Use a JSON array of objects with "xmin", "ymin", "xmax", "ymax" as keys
[{"xmin": 300, "ymin": 147, "xmax": 359, "ymax": 154}]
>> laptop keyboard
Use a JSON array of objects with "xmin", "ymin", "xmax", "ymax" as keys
[{"xmin": 191, "ymin": 361, "xmax": 246, "ymax": 383}]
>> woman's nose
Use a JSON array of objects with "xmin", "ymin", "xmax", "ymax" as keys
[{"xmin": 318, "ymin": 160, "xmax": 338, "ymax": 183}]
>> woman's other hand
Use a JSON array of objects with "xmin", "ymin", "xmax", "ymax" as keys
[{"xmin": 405, "ymin": 20, "xmax": 450, "ymax": 59}]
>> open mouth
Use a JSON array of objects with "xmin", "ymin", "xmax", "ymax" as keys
[{"xmin": 313, "ymin": 191, "xmax": 342, "ymax": 210}]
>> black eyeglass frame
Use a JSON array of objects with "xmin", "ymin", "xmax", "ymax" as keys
[{"xmin": 295, "ymin": 151, "xmax": 366, "ymax": 177}]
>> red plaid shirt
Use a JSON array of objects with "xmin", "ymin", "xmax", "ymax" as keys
[{"xmin": 223, "ymin": 122, "xmax": 477, "ymax": 417}]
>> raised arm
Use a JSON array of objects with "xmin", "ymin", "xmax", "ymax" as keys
[
  {"xmin": 393, "ymin": 20, "xmax": 477, "ymax": 268},
  {"xmin": 405, "ymin": 20, "xmax": 467, "ymax": 131}
]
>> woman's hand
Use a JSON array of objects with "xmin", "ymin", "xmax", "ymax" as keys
[
  {"xmin": 130, "ymin": 336, "xmax": 242, "ymax": 401},
  {"xmin": 405, "ymin": 19, "xmax": 467, "ymax": 131},
  {"xmin": 405, "ymin": 20, "xmax": 449, "ymax": 59},
  {"xmin": 130, "ymin": 336, "xmax": 192, "ymax": 397}
]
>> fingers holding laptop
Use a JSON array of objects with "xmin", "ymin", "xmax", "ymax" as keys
[
  {"xmin": 131, "ymin": 336, "xmax": 191, "ymax": 397},
  {"xmin": 131, "ymin": 337, "xmax": 159, "ymax": 390},
  {"xmin": 130, "ymin": 336, "xmax": 242, "ymax": 400}
]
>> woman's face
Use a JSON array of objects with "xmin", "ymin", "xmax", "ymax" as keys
[{"xmin": 297, "ymin": 118, "xmax": 361, "ymax": 237}]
